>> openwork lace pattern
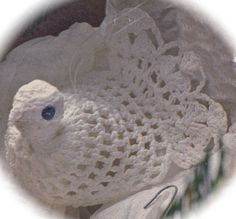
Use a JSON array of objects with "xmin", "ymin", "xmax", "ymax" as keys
[{"xmin": 5, "ymin": 7, "xmax": 227, "ymax": 207}]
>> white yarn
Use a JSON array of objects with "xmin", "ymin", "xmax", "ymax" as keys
[{"xmin": 4, "ymin": 5, "xmax": 228, "ymax": 209}]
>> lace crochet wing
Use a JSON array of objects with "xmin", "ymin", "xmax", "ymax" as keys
[{"xmin": 102, "ymin": 7, "xmax": 227, "ymax": 169}]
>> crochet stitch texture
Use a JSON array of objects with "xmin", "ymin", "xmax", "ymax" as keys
[{"xmin": 3, "ymin": 1, "xmax": 231, "ymax": 211}]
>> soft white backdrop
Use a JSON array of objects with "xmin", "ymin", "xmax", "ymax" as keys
[{"xmin": 0, "ymin": 0, "xmax": 235, "ymax": 218}]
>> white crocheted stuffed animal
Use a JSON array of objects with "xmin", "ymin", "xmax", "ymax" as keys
[{"xmin": 4, "ymin": 1, "xmax": 230, "ymax": 217}]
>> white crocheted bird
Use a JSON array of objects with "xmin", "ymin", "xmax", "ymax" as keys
[{"xmin": 3, "ymin": 0, "xmax": 232, "ymax": 217}]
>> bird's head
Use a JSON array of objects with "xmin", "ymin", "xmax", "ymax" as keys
[{"xmin": 8, "ymin": 80, "xmax": 64, "ymax": 145}]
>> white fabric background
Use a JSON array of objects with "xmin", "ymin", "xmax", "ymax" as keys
[{"xmin": 0, "ymin": 0, "xmax": 235, "ymax": 218}]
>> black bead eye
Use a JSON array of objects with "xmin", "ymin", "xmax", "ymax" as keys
[{"xmin": 42, "ymin": 105, "xmax": 56, "ymax": 121}]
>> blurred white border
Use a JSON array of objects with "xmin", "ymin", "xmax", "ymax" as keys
[{"xmin": 0, "ymin": 0, "xmax": 236, "ymax": 218}]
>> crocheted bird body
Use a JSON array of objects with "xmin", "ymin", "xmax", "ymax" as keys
[
  {"xmin": 5, "ymin": 7, "xmax": 228, "ymax": 208},
  {"xmin": 5, "ymin": 73, "xmax": 227, "ymax": 207}
]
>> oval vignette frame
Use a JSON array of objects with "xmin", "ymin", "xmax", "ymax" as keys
[{"xmin": 0, "ymin": 0, "xmax": 236, "ymax": 219}]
